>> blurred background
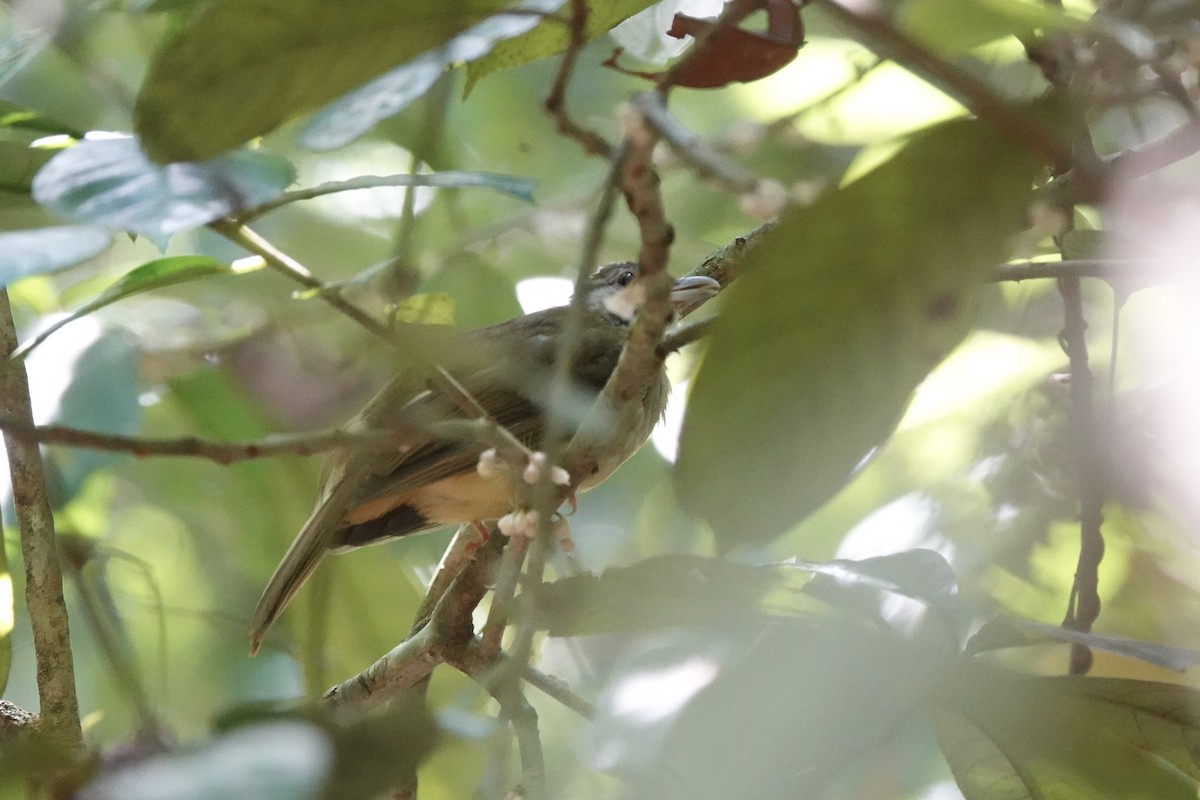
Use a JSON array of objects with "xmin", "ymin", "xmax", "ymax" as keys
[{"xmin": 4, "ymin": 0, "xmax": 1200, "ymax": 797}]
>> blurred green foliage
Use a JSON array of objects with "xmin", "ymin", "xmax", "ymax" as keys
[{"xmin": 3, "ymin": 0, "xmax": 1200, "ymax": 798}]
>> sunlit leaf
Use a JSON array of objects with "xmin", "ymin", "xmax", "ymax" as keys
[
  {"xmin": 935, "ymin": 666, "xmax": 1199, "ymax": 800},
  {"xmin": 675, "ymin": 116, "xmax": 1043, "ymax": 549},
  {"xmin": 11, "ymin": 256, "xmax": 243, "ymax": 360},
  {"xmin": 464, "ymin": 0, "xmax": 657, "ymax": 94},
  {"xmin": 0, "ymin": 225, "xmax": 112, "ymax": 286},
  {"xmin": 966, "ymin": 616, "xmax": 1200, "ymax": 671},
  {"xmin": 298, "ymin": 0, "xmax": 565, "ymax": 150},
  {"xmin": 31, "ymin": 138, "xmax": 294, "ymax": 242},
  {"xmin": 900, "ymin": 0, "xmax": 1085, "ymax": 54},
  {"xmin": 133, "ymin": 0, "xmax": 549, "ymax": 162}
]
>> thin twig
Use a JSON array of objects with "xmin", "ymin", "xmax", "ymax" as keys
[
  {"xmin": 0, "ymin": 421, "xmax": 400, "ymax": 464},
  {"xmin": 1057, "ymin": 275, "xmax": 1105, "ymax": 676},
  {"xmin": 234, "ymin": 172, "xmax": 534, "ymax": 223},
  {"xmin": 992, "ymin": 259, "xmax": 1165, "ymax": 283},
  {"xmin": 451, "ymin": 645, "xmax": 546, "ymax": 800},
  {"xmin": 522, "ymin": 665, "xmax": 595, "ymax": 719},
  {"xmin": 1042, "ymin": 120, "xmax": 1200, "ymax": 205},
  {"xmin": 658, "ymin": 317, "xmax": 716, "ymax": 357},
  {"xmin": 208, "ymin": 220, "xmax": 391, "ymax": 339},
  {"xmin": 813, "ymin": 0, "xmax": 1075, "ymax": 174},
  {"xmin": 480, "ymin": 535, "xmax": 529, "ymax": 658},
  {"xmin": 0, "ymin": 290, "xmax": 83, "ymax": 750},
  {"xmin": 635, "ymin": 90, "xmax": 757, "ymax": 193},
  {"xmin": 544, "ymin": 0, "xmax": 612, "ymax": 158}
]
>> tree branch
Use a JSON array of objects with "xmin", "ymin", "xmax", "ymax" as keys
[
  {"xmin": 321, "ymin": 533, "xmax": 504, "ymax": 722},
  {"xmin": 0, "ymin": 421, "xmax": 404, "ymax": 465},
  {"xmin": 0, "ymin": 291, "xmax": 83, "ymax": 750},
  {"xmin": 544, "ymin": 0, "xmax": 613, "ymax": 158}
]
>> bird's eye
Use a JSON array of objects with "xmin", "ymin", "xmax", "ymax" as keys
[{"xmin": 617, "ymin": 270, "xmax": 635, "ymax": 287}]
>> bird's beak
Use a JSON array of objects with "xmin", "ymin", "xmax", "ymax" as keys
[{"xmin": 670, "ymin": 274, "xmax": 721, "ymax": 311}]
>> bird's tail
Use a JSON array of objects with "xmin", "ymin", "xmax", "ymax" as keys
[{"xmin": 248, "ymin": 476, "xmax": 359, "ymax": 655}]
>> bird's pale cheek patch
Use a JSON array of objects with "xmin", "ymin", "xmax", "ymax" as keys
[{"xmin": 604, "ymin": 282, "xmax": 647, "ymax": 321}]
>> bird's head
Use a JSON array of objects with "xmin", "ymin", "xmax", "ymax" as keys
[{"xmin": 583, "ymin": 262, "xmax": 720, "ymax": 323}]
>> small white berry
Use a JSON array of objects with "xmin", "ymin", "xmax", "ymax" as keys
[
  {"xmin": 497, "ymin": 512, "xmax": 520, "ymax": 537},
  {"xmin": 477, "ymin": 448, "xmax": 501, "ymax": 479},
  {"xmin": 523, "ymin": 451, "xmax": 548, "ymax": 485}
]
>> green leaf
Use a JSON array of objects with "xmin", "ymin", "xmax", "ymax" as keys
[
  {"xmin": 899, "ymin": 0, "xmax": 1085, "ymax": 54},
  {"xmin": 674, "ymin": 116, "xmax": 1042, "ymax": 549},
  {"xmin": 1056, "ymin": 678, "xmax": 1200, "ymax": 781},
  {"xmin": 298, "ymin": 0, "xmax": 565, "ymax": 150},
  {"xmin": 534, "ymin": 555, "xmax": 812, "ymax": 636},
  {"xmin": 11, "ymin": 255, "xmax": 244, "ymax": 360},
  {"xmin": 463, "ymin": 0, "xmax": 657, "ymax": 94},
  {"xmin": 935, "ymin": 667, "xmax": 1199, "ymax": 800},
  {"xmin": 965, "ymin": 616, "xmax": 1200, "ymax": 672},
  {"xmin": 0, "ymin": 225, "xmax": 112, "ymax": 286},
  {"xmin": 31, "ymin": 138, "xmax": 295, "ymax": 242},
  {"xmin": 133, "ymin": 0, "xmax": 545, "ymax": 162},
  {"xmin": 0, "ymin": 137, "xmax": 57, "ymax": 194}
]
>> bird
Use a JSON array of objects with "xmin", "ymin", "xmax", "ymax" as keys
[{"xmin": 249, "ymin": 263, "xmax": 720, "ymax": 653}]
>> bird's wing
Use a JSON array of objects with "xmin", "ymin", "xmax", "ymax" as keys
[
  {"xmin": 249, "ymin": 339, "xmax": 550, "ymax": 652},
  {"xmin": 344, "ymin": 379, "xmax": 546, "ymax": 511}
]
